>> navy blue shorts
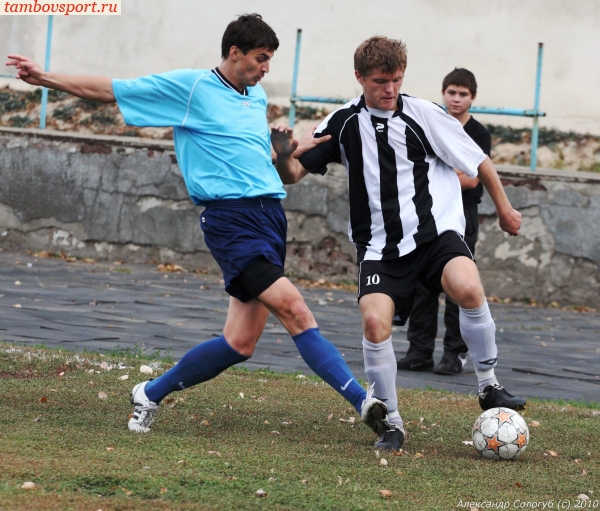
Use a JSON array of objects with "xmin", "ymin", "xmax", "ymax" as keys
[{"xmin": 200, "ymin": 197, "xmax": 287, "ymax": 302}]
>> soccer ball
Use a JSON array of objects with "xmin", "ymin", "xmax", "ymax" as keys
[{"xmin": 472, "ymin": 407, "xmax": 529, "ymax": 460}]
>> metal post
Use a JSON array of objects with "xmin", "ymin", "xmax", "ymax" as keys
[
  {"xmin": 39, "ymin": 15, "xmax": 54, "ymax": 129},
  {"xmin": 289, "ymin": 29, "xmax": 302, "ymax": 129},
  {"xmin": 530, "ymin": 42, "xmax": 544, "ymax": 170}
]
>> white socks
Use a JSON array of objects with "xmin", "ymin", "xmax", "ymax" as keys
[
  {"xmin": 362, "ymin": 336, "xmax": 403, "ymax": 428},
  {"xmin": 459, "ymin": 300, "xmax": 499, "ymax": 392}
]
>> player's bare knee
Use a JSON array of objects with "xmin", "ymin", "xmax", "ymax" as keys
[
  {"xmin": 362, "ymin": 312, "xmax": 390, "ymax": 342},
  {"xmin": 456, "ymin": 282, "xmax": 485, "ymax": 309},
  {"xmin": 225, "ymin": 333, "xmax": 259, "ymax": 357},
  {"xmin": 287, "ymin": 299, "xmax": 314, "ymax": 330}
]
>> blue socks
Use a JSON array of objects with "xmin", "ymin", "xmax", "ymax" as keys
[
  {"xmin": 292, "ymin": 327, "xmax": 366, "ymax": 413},
  {"xmin": 144, "ymin": 335, "xmax": 248, "ymax": 404},
  {"xmin": 144, "ymin": 329, "xmax": 367, "ymax": 413}
]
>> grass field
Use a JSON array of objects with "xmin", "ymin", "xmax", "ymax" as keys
[{"xmin": 0, "ymin": 343, "xmax": 598, "ymax": 511}]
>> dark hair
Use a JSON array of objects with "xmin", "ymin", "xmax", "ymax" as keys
[
  {"xmin": 221, "ymin": 13, "xmax": 279, "ymax": 59},
  {"xmin": 442, "ymin": 68, "xmax": 477, "ymax": 95},
  {"xmin": 354, "ymin": 36, "xmax": 407, "ymax": 77}
]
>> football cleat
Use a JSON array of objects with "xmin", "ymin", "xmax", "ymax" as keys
[
  {"xmin": 360, "ymin": 383, "xmax": 389, "ymax": 436},
  {"xmin": 374, "ymin": 423, "xmax": 406, "ymax": 451},
  {"xmin": 433, "ymin": 351, "xmax": 468, "ymax": 375},
  {"xmin": 128, "ymin": 381, "xmax": 159, "ymax": 433},
  {"xmin": 396, "ymin": 351, "xmax": 434, "ymax": 372},
  {"xmin": 478, "ymin": 383, "xmax": 526, "ymax": 412}
]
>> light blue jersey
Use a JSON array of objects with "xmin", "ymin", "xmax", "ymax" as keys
[{"xmin": 112, "ymin": 69, "xmax": 286, "ymax": 205}]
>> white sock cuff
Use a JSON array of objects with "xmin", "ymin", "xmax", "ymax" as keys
[
  {"xmin": 362, "ymin": 336, "xmax": 392, "ymax": 351},
  {"xmin": 459, "ymin": 300, "xmax": 492, "ymax": 325}
]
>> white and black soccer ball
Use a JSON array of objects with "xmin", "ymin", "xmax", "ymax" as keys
[{"xmin": 472, "ymin": 407, "xmax": 529, "ymax": 460}]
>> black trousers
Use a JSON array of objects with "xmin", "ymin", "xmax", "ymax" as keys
[{"xmin": 405, "ymin": 208, "xmax": 479, "ymax": 357}]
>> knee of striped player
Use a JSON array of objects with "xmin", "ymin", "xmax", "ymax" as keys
[
  {"xmin": 453, "ymin": 282, "xmax": 485, "ymax": 310},
  {"xmin": 362, "ymin": 312, "xmax": 391, "ymax": 343}
]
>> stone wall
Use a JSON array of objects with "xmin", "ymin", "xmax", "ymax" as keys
[{"xmin": 1, "ymin": 128, "xmax": 599, "ymax": 308}]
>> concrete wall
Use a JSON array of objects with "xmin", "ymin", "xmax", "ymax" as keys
[
  {"xmin": 2, "ymin": 0, "xmax": 600, "ymax": 134},
  {"xmin": 1, "ymin": 127, "xmax": 600, "ymax": 308}
]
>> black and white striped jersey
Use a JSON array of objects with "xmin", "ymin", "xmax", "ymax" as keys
[{"xmin": 298, "ymin": 94, "xmax": 486, "ymax": 263}]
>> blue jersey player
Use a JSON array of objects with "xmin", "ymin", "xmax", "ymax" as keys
[{"xmin": 6, "ymin": 14, "xmax": 391, "ymax": 439}]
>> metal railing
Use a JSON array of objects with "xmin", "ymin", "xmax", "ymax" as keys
[{"xmin": 289, "ymin": 29, "xmax": 546, "ymax": 171}]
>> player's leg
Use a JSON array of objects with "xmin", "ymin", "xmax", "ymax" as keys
[
  {"xmin": 436, "ymin": 208, "xmax": 478, "ymax": 375},
  {"xmin": 256, "ymin": 277, "xmax": 388, "ymax": 435},
  {"xmin": 441, "ymin": 255, "xmax": 525, "ymax": 410},
  {"xmin": 129, "ymin": 297, "xmax": 270, "ymax": 433},
  {"xmin": 359, "ymin": 292, "xmax": 406, "ymax": 450},
  {"xmin": 397, "ymin": 282, "xmax": 438, "ymax": 371}
]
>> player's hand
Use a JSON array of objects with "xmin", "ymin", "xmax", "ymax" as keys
[
  {"xmin": 292, "ymin": 124, "xmax": 331, "ymax": 159},
  {"xmin": 6, "ymin": 54, "xmax": 45, "ymax": 86},
  {"xmin": 498, "ymin": 207, "xmax": 521, "ymax": 236},
  {"xmin": 271, "ymin": 125, "xmax": 298, "ymax": 157}
]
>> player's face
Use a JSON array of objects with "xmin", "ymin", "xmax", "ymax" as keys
[
  {"xmin": 355, "ymin": 68, "xmax": 404, "ymax": 111},
  {"xmin": 442, "ymin": 85, "xmax": 475, "ymax": 117},
  {"xmin": 233, "ymin": 47, "xmax": 274, "ymax": 88}
]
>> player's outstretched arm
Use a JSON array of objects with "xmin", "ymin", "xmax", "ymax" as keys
[
  {"xmin": 477, "ymin": 156, "xmax": 521, "ymax": 236},
  {"xmin": 6, "ymin": 54, "xmax": 115, "ymax": 103},
  {"xmin": 271, "ymin": 125, "xmax": 330, "ymax": 184}
]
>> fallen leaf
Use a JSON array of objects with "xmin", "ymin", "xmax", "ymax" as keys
[
  {"xmin": 414, "ymin": 452, "xmax": 424, "ymax": 458},
  {"xmin": 201, "ymin": 420, "xmax": 210, "ymax": 426},
  {"xmin": 39, "ymin": 396, "xmax": 48, "ymax": 403},
  {"xmin": 256, "ymin": 489, "xmax": 268, "ymax": 497},
  {"xmin": 541, "ymin": 341, "xmax": 547, "ymax": 346},
  {"xmin": 88, "ymin": 369, "xmax": 95, "ymax": 374},
  {"xmin": 379, "ymin": 458, "xmax": 388, "ymax": 466},
  {"xmin": 21, "ymin": 482, "xmax": 36, "ymax": 490},
  {"xmin": 276, "ymin": 338, "xmax": 282, "ymax": 343},
  {"xmin": 238, "ymin": 392, "xmax": 244, "ymax": 398},
  {"xmin": 14, "ymin": 280, "xmax": 21, "ymax": 286},
  {"xmin": 530, "ymin": 421, "xmax": 541, "ymax": 427},
  {"xmin": 339, "ymin": 417, "xmax": 356, "ymax": 424},
  {"xmin": 121, "ymin": 487, "xmax": 133, "ymax": 496},
  {"xmin": 98, "ymin": 392, "xmax": 108, "ymax": 399},
  {"xmin": 33, "ymin": 416, "xmax": 40, "ymax": 422},
  {"xmin": 393, "ymin": 449, "xmax": 403, "ymax": 457},
  {"xmin": 577, "ymin": 494, "xmax": 590, "ymax": 501},
  {"xmin": 88, "ymin": 381, "xmax": 95, "ymax": 386},
  {"xmin": 207, "ymin": 451, "xmax": 221, "ymax": 456},
  {"xmin": 582, "ymin": 469, "xmax": 587, "ymax": 475},
  {"xmin": 462, "ymin": 440, "xmax": 474, "ymax": 446},
  {"xmin": 301, "ymin": 479, "xmax": 308, "ymax": 484},
  {"xmin": 227, "ymin": 476, "xmax": 237, "ymax": 481},
  {"xmin": 268, "ymin": 477, "xmax": 275, "ymax": 482},
  {"xmin": 119, "ymin": 374, "xmax": 129, "ymax": 380},
  {"xmin": 58, "ymin": 371, "xmax": 65, "ymax": 377},
  {"xmin": 575, "ymin": 459, "xmax": 582, "ymax": 463},
  {"xmin": 548, "ymin": 450, "xmax": 559, "ymax": 457},
  {"xmin": 396, "ymin": 470, "xmax": 404, "ymax": 475},
  {"xmin": 160, "ymin": 488, "xmax": 168, "ymax": 494},
  {"xmin": 271, "ymin": 431, "xmax": 280, "ymax": 435},
  {"xmin": 379, "ymin": 489, "xmax": 393, "ymax": 498},
  {"xmin": 106, "ymin": 447, "xmax": 114, "ymax": 452},
  {"xmin": 327, "ymin": 413, "xmax": 333, "ymax": 420},
  {"xmin": 163, "ymin": 398, "xmax": 176, "ymax": 408},
  {"xmin": 296, "ymin": 374, "xmax": 306, "ymax": 379},
  {"xmin": 140, "ymin": 365, "xmax": 153, "ymax": 375},
  {"xmin": 14, "ymin": 304, "xmax": 21, "ymax": 308},
  {"xmin": 177, "ymin": 460, "xmax": 185, "ymax": 464},
  {"xmin": 264, "ymin": 420, "xmax": 269, "ymax": 424}
]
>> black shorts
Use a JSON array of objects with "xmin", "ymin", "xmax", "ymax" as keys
[
  {"xmin": 236, "ymin": 257, "xmax": 285, "ymax": 301},
  {"xmin": 358, "ymin": 231, "xmax": 474, "ymax": 326}
]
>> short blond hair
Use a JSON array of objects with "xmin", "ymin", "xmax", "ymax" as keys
[{"xmin": 354, "ymin": 36, "xmax": 407, "ymax": 77}]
